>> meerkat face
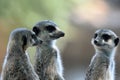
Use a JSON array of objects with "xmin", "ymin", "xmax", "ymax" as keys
[
  {"xmin": 32, "ymin": 20, "xmax": 65, "ymax": 41},
  {"xmin": 23, "ymin": 30, "xmax": 42, "ymax": 47},
  {"xmin": 91, "ymin": 29, "xmax": 119, "ymax": 50},
  {"xmin": 10, "ymin": 28, "xmax": 42, "ymax": 50}
]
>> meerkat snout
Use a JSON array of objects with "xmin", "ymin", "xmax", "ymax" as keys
[
  {"xmin": 31, "ymin": 34, "xmax": 43, "ymax": 46},
  {"xmin": 49, "ymin": 30, "xmax": 65, "ymax": 39},
  {"xmin": 22, "ymin": 31, "xmax": 42, "ymax": 48},
  {"xmin": 94, "ymin": 39, "xmax": 102, "ymax": 46},
  {"xmin": 56, "ymin": 31, "xmax": 65, "ymax": 37}
]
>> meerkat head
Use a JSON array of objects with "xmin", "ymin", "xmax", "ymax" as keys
[
  {"xmin": 9, "ymin": 28, "xmax": 42, "ymax": 50},
  {"xmin": 32, "ymin": 20, "xmax": 65, "ymax": 42},
  {"xmin": 92, "ymin": 29, "xmax": 119, "ymax": 51}
]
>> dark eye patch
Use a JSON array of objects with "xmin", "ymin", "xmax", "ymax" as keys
[
  {"xmin": 22, "ymin": 35, "xmax": 27, "ymax": 49},
  {"xmin": 32, "ymin": 26, "xmax": 40, "ymax": 35},
  {"xmin": 45, "ymin": 25, "xmax": 56, "ymax": 32},
  {"xmin": 94, "ymin": 33, "xmax": 98, "ymax": 38},
  {"xmin": 102, "ymin": 34, "xmax": 111, "ymax": 41},
  {"xmin": 114, "ymin": 38, "xmax": 119, "ymax": 46}
]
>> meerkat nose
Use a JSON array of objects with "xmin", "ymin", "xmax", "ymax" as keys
[
  {"xmin": 59, "ymin": 32, "xmax": 65, "ymax": 37},
  {"xmin": 94, "ymin": 40, "xmax": 98, "ymax": 44},
  {"xmin": 39, "ymin": 40, "xmax": 43, "ymax": 44}
]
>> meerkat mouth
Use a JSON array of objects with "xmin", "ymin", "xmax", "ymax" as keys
[
  {"xmin": 50, "ymin": 35, "xmax": 64, "ymax": 39},
  {"xmin": 95, "ymin": 43, "xmax": 106, "ymax": 48},
  {"xmin": 50, "ymin": 33, "xmax": 65, "ymax": 39},
  {"xmin": 94, "ymin": 42, "xmax": 105, "ymax": 46},
  {"xmin": 50, "ymin": 36, "xmax": 61, "ymax": 39}
]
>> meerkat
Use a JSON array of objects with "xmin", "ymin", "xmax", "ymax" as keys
[
  {"xmin": 1, "ymin": 28, "xmax": 42, "ymax": 80},
  {"xmin": 32, "ymin": 20, "xmax": 65, "ymax": 80},
  {"xmin": 85, "ymin": 29, "xmax": 119, "ymax": 80}
]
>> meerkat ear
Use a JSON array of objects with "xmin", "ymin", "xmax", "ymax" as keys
[
  {"xmin": 22, "ymin": 35, "xmax": 27, "ymax": 48},
  {"xmin": 32, "ymin": 26, "xmax": 40, "ymax": 35},
  {"xmin": 114, "ymin": 37, "xmax": 119, "ymax": 46}
]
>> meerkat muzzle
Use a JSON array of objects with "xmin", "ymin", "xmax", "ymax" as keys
[{"xmin": 59, "ymin": 31, "xmax": 65, "ymax": 37}]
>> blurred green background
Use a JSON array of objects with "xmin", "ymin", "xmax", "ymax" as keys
[{"xmin": 0, "ymin": 0, "xmax": 120, "ymax": 80}]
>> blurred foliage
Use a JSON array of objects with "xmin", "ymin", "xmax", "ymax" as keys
[{"xmin": 0, "ymin": 0, "xmax": 74, "ymax": 29}]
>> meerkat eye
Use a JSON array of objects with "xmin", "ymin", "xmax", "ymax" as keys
[
  {"xmin": 94, "ymin": 33, "xmax": 98, "ymax": 38},
  {"xmin": 45, "ymin": 25, "xmax": 56, "ymax": 32},
  {"xmin": 102, "ymin": 34, "xmax": 111, "ymax": 41}
]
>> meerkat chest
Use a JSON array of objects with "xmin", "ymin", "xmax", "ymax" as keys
[
  {"xmin": 105, "ymin": 61, "xmax": 115, "ymax": 80},
  {"xmin": 105, "ymin": 68, "xmax": 113, "ymax": 80}
]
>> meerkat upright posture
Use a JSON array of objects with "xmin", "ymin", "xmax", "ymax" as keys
[
  {"xmin": 1, "ymin": 28, "xmax": 42, "ymax": 80},
  {"xmin": 85, "ymin": 29, "xmax": 119, "ymax": 80},
  {"xmin": 32, "ymin": 20, "xmax": 65, "ymax": 80}
]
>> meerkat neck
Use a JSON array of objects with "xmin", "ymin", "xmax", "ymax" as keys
[
  {"xmin": 96, "ymin": 48, "xmax": 116, "ymax": 59},
  {"xmin": 36, "ymin": 40, "xmax": 57, "ymax": 54},
  {"xmin": 40, "ymin": 40, "xmax": 56, "ymax": 47}
]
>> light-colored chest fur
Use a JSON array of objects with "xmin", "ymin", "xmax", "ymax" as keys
[
  {"xmin": 105, "ymin": 60, "xmax": 115, "ymax": 80},
  {"xmin": 97, "ymin": 59, "xmax": 115, "ymax": 80}
]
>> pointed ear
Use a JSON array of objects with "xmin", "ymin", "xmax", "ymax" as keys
[
  {"xmin": 22, "ymin": 35, "xmax": 27, "ymax": 49},
  {"xmin": 114, "ymin": 37, "xmax": 119, "ymax": 46},
  {"xmin": 32, "ymin": 26, "xmax": 40, "ymax": 35}
]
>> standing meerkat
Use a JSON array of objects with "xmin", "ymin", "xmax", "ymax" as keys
[
  {"xmin": 1, "ymin": 28, "xmax": 42, "ymax": 80},
  {"xmin": 85, "ymin": 29, "xmax": 119, "ymax": 80},
  {"xmin": 32, "ymin": 20, "xmax": 65, "ymax": 80}
]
